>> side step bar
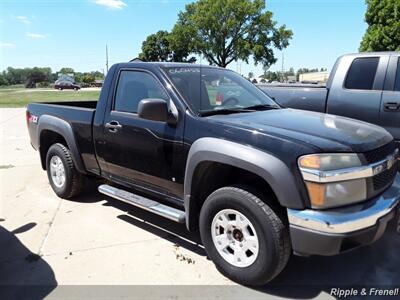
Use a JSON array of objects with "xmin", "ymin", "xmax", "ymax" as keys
[{"xmin": 98, "ymin": 184, "xmax": 186, "ymax": 223}]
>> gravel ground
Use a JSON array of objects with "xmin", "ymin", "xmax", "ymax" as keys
[{"xmin": 0, "ymin": 108, "xmax": 399, "ymax": 299}]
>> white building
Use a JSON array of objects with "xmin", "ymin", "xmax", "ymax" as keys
[{"xmin": 299, "ymin": 71, "xmax": 330, "ymax": 83}]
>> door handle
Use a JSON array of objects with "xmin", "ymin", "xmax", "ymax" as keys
[
  {"xmin": 105, "ymin": 121, "xmax": 122, "ymax": 132},
  {"xmin": 384, "ymin": 102, "xmax": 400, "ymax": 112}
]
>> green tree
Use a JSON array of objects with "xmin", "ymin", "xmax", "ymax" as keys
[
  {"xmin": 82, "ymin": 73, "xmax": 95, "ymax": 84},
  {"xmin": 4, "ymin": 67, "xmax": 28, "ymax": 85},
  {"xmin": 0, "ymin": 72, "xmax": 8, "ymax": 86},
  {"xmin": 360, "ymin": 0, "xmax": 400, "ymax": 51},
  {"xmin": 139, "ymin": 30, "xmax": 172, "ymax": 61},
  {"xmin": 74, "ymin": 72, "xmax": 84, "ymax": 83},
  {"xmin": 25, "ymin": 67, "xmax": 52, "ymax": 88},
  {"xmin": 59, "ymin": 67, "xmax": 75, "ymax": 74},
  {"xmin": 171, "ymin": 0, "xmax": 292, "ymax": 68},
  {"xmin": 91, "ymin": 71, "xmax": 104, "ymax": 79},
  {"xmin": 139, "ymin": 30, "xmax": 195, "ymax": 62},
  {"xmin": 261, "ymin": 71, "xmax": 280, "ymax": 82}
]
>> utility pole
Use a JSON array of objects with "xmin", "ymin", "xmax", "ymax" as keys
[
  {"xmin": 281, "ymin": 51, "xmax": 284, "ymax": 82},
  {"xmin": 106, "ymin": 44, "xmax": 109, "ymax": 73}
]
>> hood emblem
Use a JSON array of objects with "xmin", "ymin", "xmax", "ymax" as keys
[{"xmin": 372, "ymin": 149, "xmax": 398, "ymax": 176}]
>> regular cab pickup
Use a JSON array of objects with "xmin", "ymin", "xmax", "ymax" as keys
[
  {"xmin": 259, "ymin": 52, "xmax": 400, "ymax": 151},
  {"xmin": 27, "ymin": 62, "xmax": 400, "ymax": 285}
]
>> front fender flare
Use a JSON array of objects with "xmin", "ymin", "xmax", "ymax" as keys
[{"xmin": 184, "ymin": 137, "xmax": 304, "ymax": 230}]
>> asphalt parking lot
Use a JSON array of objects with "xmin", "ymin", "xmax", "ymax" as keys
[{"xmin": 1, "ymin": 108, "xmax": 399, "ymax": 299}]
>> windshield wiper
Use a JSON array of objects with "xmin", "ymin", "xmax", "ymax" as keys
[
  {"xmin": 199, "ymin": 108, "xmax": 252, "ymax": 117},
  {"xmin": 242, "ymin": 104, "xmax": 280, "ymax": 110}
]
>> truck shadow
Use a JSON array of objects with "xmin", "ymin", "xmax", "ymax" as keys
[
  {"xmin": 260, "ymin": 229, "xmax": 400, "ymax": 299},
  {"xmin": 103, "ymin": 198, "xmax": 206, "ymax": 257},
  {"xmin": 0, "ymin": 223, "xmax": 57, "ymax": 300},
  {"xmin": 83, "ymin": 185, "xmax": 399, "ymax": 299}
]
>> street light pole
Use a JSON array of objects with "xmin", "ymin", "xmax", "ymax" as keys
[{"xmin": 106, "ymin": 44, "xmax": 109, "ymax": 73}]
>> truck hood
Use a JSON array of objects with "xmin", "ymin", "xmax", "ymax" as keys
[{"xmin": 210, "ymin": 108, "xmax": 392, "ymax": 152}]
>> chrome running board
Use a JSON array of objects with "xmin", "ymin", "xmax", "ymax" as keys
[{"xmin": 98, "ymin": 184, "xmax": 186, "ymax": 223}]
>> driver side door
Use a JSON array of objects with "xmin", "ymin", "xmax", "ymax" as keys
[{"xmin": 101, "ymin": 69, "xmax": 185, "ymax": 199}]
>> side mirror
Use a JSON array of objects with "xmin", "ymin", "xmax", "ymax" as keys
[{"xmin": 138, "ymin": 99, "xmax": 177, "ymax": 124}]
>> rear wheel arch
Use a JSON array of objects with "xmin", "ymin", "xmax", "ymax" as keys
[
  {"xmin": 39, "ymin": 130, "xmax": 67, "ymax": 170},
  {"xmin": 37, "ymin": 115, "xmax": 86, "ymax": 174}
]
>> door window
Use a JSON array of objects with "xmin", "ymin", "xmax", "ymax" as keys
[
  {"xmin": 344, "ymin": 57, "xmax": 379, "ymax": 90},
  {"xmin": 114, "ymin": 71, "xmax": 169, "ymax": 113},
  {"xmin": 394, "ymin": 58, "xmax": 400, "ymax": 92}
]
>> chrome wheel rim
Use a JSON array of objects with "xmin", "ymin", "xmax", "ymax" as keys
[
  {"xmin": 50, "ymin": 155, "xmax": 66, "ymax": 188},
  {"xmin": 211, "ymin": 209, "xmax": 259, "ymax": 268}
]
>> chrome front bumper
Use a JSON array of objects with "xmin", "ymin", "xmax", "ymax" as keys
[{"xmin": 287, "ymin": 175, "xmax": 400, "ymax": 255}]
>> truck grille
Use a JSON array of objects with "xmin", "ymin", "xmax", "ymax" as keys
[
  {"xmin": 373, "ymin": 162, "xmax": 398, "ymax": 190},
  {"xmin": 363, "ymin": 141, "xmax": 397, "ymax": 164},
  {"xmin": 363, "ymin": 141, "xmax": 398, "ymax": 192}
]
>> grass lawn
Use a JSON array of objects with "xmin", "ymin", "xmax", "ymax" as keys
[{"xmin": 0, "ymin": 88, "xmax": 100, "ymax": 108}]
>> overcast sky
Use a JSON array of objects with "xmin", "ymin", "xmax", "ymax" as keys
[{"xmin": 0, "ymin": 0, "xmax": 367, "ymax": 76}]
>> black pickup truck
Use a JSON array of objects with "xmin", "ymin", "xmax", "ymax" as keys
[
  {"xmin": 259, "ymin": 52, "xmax": 400, "ymax": 149},
  {"xmin": 27, "ymin": 62, "xmax": 400, "ymax": 285}
]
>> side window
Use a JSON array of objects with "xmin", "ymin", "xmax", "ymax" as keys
[
  {"xmin": 394, "ymin": 58, "xmax": 400, "ymax": 92},
  {"xmin": 344, "ymin": 57, "xmax": 379, "ymax": 90},
  {"xmin": 114, "ymin": 70, "xmax": 169, "ymax": 113}
]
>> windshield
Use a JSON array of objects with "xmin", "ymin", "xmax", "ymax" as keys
[{"xmin": 163, "ymin": 67, "xmax": 278, "ymax": 115}]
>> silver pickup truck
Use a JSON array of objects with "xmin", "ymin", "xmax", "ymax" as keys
[{"xmin": 258, "ymin": 52, "xmax": 400, "ymax": 152}]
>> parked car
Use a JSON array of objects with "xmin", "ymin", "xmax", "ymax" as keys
[
  {"xmin": 54, "ymin": 81, "xmax": 81, "ymax": 90},
  {"xmin": 258, "ymin": 52, "xmax": 400, "ymax": 153},
  {"xmin": 27, "ymin": 62, "xmax": 400, "ymax": 285}
]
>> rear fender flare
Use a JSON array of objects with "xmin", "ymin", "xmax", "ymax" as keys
[{"xmin": 37, "ymin": 115, "xmax": 86, "ymax": 174}]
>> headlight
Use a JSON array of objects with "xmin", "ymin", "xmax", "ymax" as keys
[{"xmin": 298, "ymin": 153, "xmax": 367, "ymax": 209}]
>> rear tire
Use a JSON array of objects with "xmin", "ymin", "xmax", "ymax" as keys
[
  {"xmin": 46, "ymin": 143, "xmax": 84, "ymax": 199},
  {"xmin": 199, "ymin": 186, "xmax": 291, "ymax": 285}
]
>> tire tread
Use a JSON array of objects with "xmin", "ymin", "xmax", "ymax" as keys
[
  {"xmin": 48, "ymin": 143, "xmax": 83, "ymax": 199},
  {"xmin": 201, "ymin": 185, "xmax": 291, "ymax": 285}
]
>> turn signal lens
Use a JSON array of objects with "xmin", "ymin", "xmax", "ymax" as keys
[
  {"xmin": 299, "ymin": 155, "xmax": 321, "ymax": 169},
  {"xmin": 305, "ymin": 181, "xmax": 326, "ymax": 207},
  {"xmin": 305, "ymin": 179, "xmax": 367, "ymax": 209}
]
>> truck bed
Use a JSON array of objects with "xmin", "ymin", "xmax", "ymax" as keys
[
  {"xmin": 258, "ymin": 84, "xmax": 328, "ymax": 113},
  {"xmin": 26, "ymin": 100, "xmax": 99, "ymax": 174}
]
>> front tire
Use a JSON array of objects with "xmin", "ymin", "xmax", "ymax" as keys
[
  {"xmin": 46, "ymin": 143, "xmax": 83, "ymax": 199},
  {"xmin": 199, "ymin": 186, "xmax": 291, "ymax": 285}
]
